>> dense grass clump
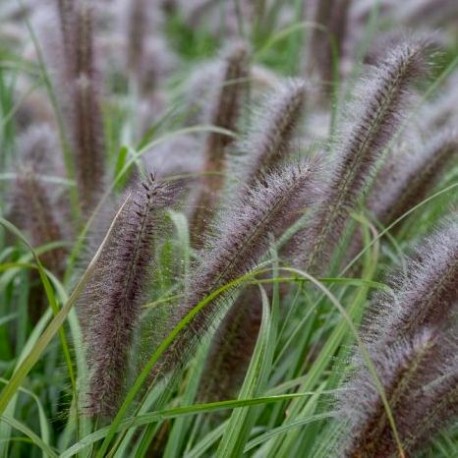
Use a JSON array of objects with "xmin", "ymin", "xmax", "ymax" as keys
[{"xmin": 0, "ymin": 1, "xmax": 457, "ymax": 457}]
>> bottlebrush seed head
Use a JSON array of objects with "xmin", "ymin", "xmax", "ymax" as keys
[
  {"xmin": 402, "ymin": 335, "xmax": 458, "ymax": 453},
  {"xmin": 307, "ymin": 0, "xmax": 352, "ymax": 91},
  {"xmin": 339, "ymin": 330, "xmax": 438, "ymax": 458},
  {"xmin": 366, "ymin": 218, "xmax": 458, "ymax": 345},
  {"xmin": 49, "ymin": 0, "xmax": 106, "ymax": 216},
  {"xmin": 337, "ymin": 219, "xmax": 458, "ymax": 455},
  {"xmin": 13, "ymin": 168, "xmax": 67, "ymax": 275},
  {"xmin": 295, "ymin": 37, "xmax": 432, "ymax": 275},
  {"xmin": 70, "ymin": 73, "xmax": 106, "ymax": 215},
  {"xmin": 238, "ymin": 78, "xmax": 307, "ymax": 189},
  {"xmin": 205, "ymin": 42, "xmax": 250, "ymax": 157},
  {"xmin": 190, "ymin": 42, "xmax": 250, "ymax": 246},
  {"xmin": 70, "ymin": 0, "xmax": 96, "ymax": 80},
  {"xmin": 81, "ymin": 175, "xmax": 177, "ymax": 418},
  {"xmin": 156, "ymin": 159, "xmax": 321, "ymax": 376},
  {"xmin": 54, "ymin": 0, "xmax": 74, "ymax": 56},
  {"xmin": 126, "ymin": 0, "xmax": 147, "ymax": 72},
  {"xmin": 368, "ymin": 129, "xmax": 458, "ymax": 226},
  {"xmin": 9, "ymin": 125, "xmax": 67, "ymax": 275}
]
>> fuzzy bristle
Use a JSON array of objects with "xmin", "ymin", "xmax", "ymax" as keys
[
  {"xmin": 340, "ymin": 331, "xmax": 438, "ymax": 458},
  {"xmin": 369, "ymin": 129, "xmax": 458, "ymax": 226},
  {"xmin": 126, "ymin": 0, "xmax": 148, "ymax": 73},
  {"xmin": 14, "ymin": 169, "xmax": 66, "ymax": 275},
  {"xmin": 81, "ymin": 175, "xmax": 176, "ymax": 418},
  {"xmin": 307, "ymin": 0, "xmax": 352, "ymax": 93},
  {"xmin": 155, "ymin": 160, "xmax": 321, "ymax": 376},
  {"xmin": 337, "ymin": 218, "xmax": 458, "ymax": 456},
  {"xmin": 238, "ymin": 79, "xmax": 307, "ymax": 189},
  {"xmin": 9, "ymin": 125, "xmax": 68, "ymax": 275},
  {"xmin": 190, "ymin": 43, "xmax": 250, "ymax": 247},
  {"xmin": 50, "ymin": 0, "xmax": 106, "ymax": 216},
  {"xmin": 292, "ymin": 38, "xmax": 431, "ymax": 275},
  {"xmin": 55, "ymin": 0, "xmax": 74, "ymax": 55},
  {"xmin": 401, "ymin": 337, "xmax": 458, "ymax": 453},
  {"xmin": 366, "ymin": 218, "xmax": 458, "ymax": 343},
  {"xmin": 70, "ymin": 73, "xmax": 106, "ymax": 215}
]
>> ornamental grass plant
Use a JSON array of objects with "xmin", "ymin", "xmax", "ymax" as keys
[{"xmin": 0, "ymin": 1, "xmax": 457, "ymax": 457}]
